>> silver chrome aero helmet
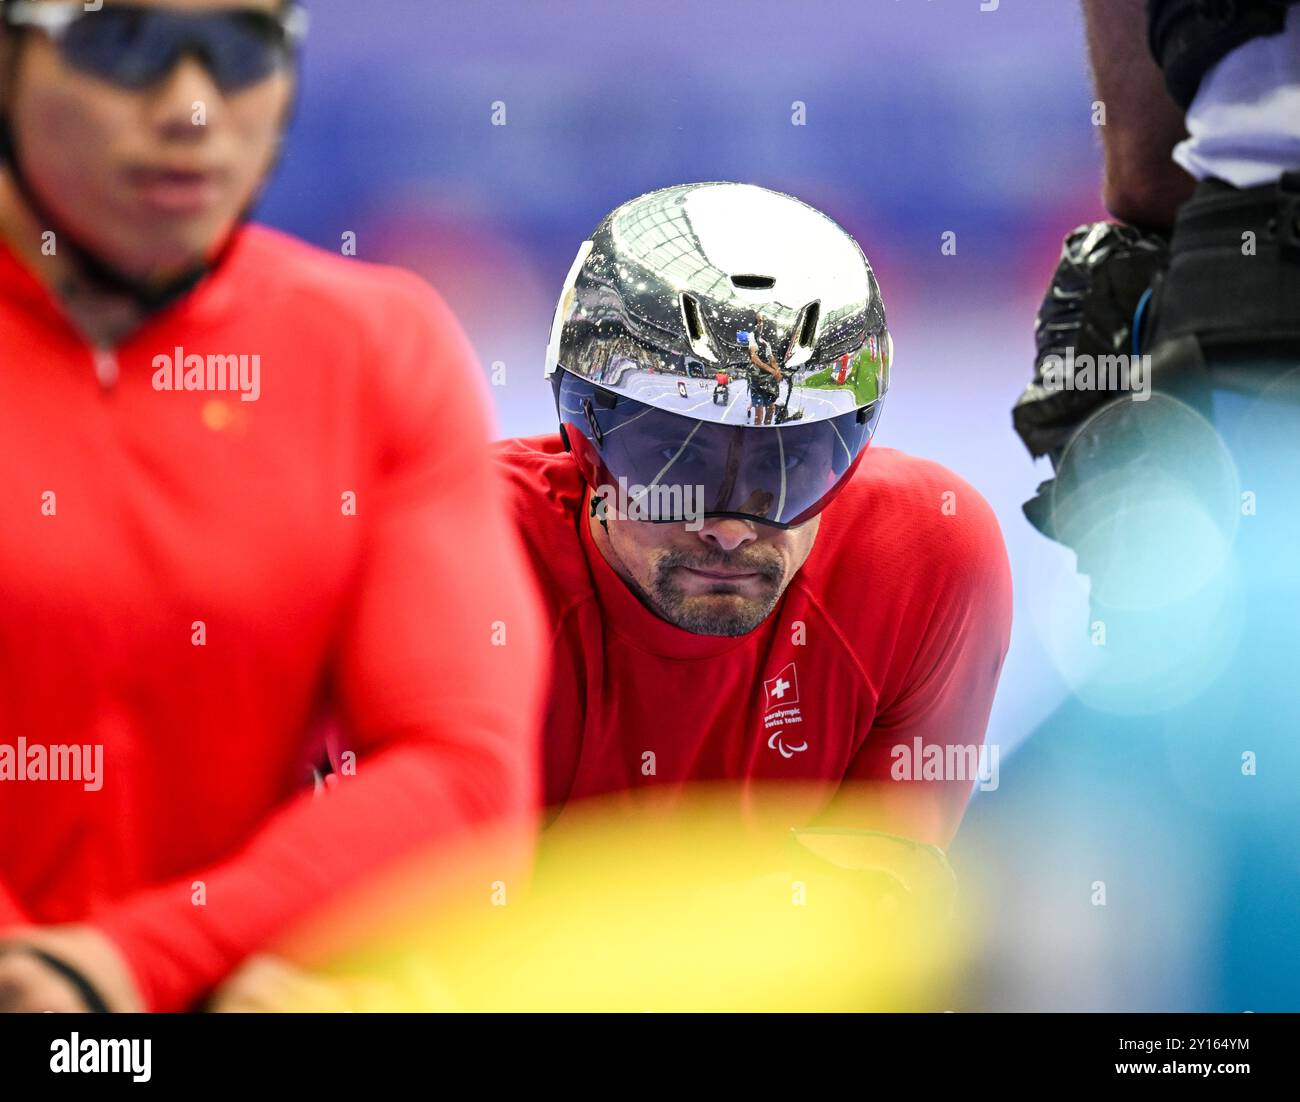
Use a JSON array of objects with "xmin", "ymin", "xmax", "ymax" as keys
[{"xmin": 546, "ymin": 182, "xmax": 892, "ymax": 529}]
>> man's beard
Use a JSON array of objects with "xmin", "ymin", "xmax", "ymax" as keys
[{"xmin": 644, "ymin": 545, "xmax": 786, "ymax": 637}]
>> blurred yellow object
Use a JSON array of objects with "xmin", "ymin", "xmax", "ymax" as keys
[{"xmin": 268, "ymin": 786, "xmax": 972, "ymax": 1012}]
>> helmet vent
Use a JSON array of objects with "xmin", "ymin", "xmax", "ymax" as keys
[
  {"xmin": 680, "ymin": 293, "xmax": 718, "ymax": 362},
  {"xmin": 681, "ymin": 294, "xmax": 705, "ymax": 342},
  {"xmin": 730, "ymin": 274, "xmax": 776, "ymax": 290},
  {"xmin": 795, "ymin": 301, "xmax": 821, "ymax": 349}
]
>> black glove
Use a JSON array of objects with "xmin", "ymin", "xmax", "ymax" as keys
[{"xmin": 1013, "ymin": 221, "xmax": 1170, "ymax": 466}]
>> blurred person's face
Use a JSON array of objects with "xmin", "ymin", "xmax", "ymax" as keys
[
  {"xmin": 595, "ymin": 509, "xmax": 822, "ymax": 637},
  {"xmin": 1, "ymin": 0, "xmax": 293, "ymax": 280}
]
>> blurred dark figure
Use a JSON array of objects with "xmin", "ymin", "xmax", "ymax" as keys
[{"xmin": 966, "ymin": 0, "xmax": 1300, "ymax": 1011}]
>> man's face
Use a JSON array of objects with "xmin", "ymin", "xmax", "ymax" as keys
[
  {"xmin": 4, "ymin": 0, "xmax": 292, "ymax": 279},
  {"xmin": 598, "ymin": 510, "xmax": 822, "ymax": 637}
]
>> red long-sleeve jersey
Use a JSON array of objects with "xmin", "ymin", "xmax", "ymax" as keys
[
  {"xmin": 498, "ymin": 434, "xmax": 1012, "ymax": 848},
  {"xmin": 0, "ymin": 226, "xmax": 546, "ymax": 1010}
]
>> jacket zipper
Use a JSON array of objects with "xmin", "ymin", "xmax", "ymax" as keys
[{"xmin": 93, "ymin": 345, "xmax": 120, "ymax": 391}]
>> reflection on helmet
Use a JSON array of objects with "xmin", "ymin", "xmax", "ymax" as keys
[{"xmin": 547, "ymin": 182, "xmax": 892, "ymax": 527}]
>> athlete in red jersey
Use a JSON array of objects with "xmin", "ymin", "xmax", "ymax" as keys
[
  {"xmin": 0, "ymin": 0, "xmax": 545, "ymax": 1012},
  {"xmin": 213, "ymin": 417, "xmax": 1012, "ymax": 1011},
  {"xmin": 208, "ymin": 183, "xmax": 1014, "ymax": 1015},
  {"xmin": 499, "ymin": 436, "xmax": 1010, "ymax": 847},
  {"xmin": 515, "ymin": 183, "xmax": 1012, "ymax": 851}
]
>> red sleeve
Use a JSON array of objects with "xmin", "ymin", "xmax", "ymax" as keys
[
  {"xmin": 91, "ymin": 279, "xmax": 548, "ymax": 1011},
  {"xmin": 816, "ymin": 486, "xmax": 1012, "ymax": 849}
]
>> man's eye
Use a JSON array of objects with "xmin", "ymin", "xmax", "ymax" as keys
[
  {"xmin": 760, "ymin": 451, "xmax": 805, "ymax": 472},
  {"xmin": 654, "ymin": 442, "xmax": 704, "ymax": 464}
]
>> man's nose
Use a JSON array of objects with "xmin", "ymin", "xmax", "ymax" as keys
[
  {"xmin": 697, "ymin": 518, "xmax": 758, "ymax": 552},
  {"xmin": 145, "ymin": 55, "xmax": 223, "ymax": 137}
]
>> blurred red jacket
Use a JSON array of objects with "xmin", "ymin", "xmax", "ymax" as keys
[{"xmin": 0, "ymin": 225, "xmax": 547, "ymax": 1011}]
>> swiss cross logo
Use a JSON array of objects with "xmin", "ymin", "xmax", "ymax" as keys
[{"xmin": 763, "ymin": 662, "xmax": 799, "ymax": 712}]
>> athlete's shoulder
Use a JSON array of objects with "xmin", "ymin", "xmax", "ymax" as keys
[
  {"xmin": 231, "ymin": 225, "xmax": 482, "ymax": 430},
  {"xmin": 809, "ymin": 445, "xmax": 1010, "ymax": 605},
  {"xmin": 835, "ymin": 444, "xmax": 1002, "ymax": 536},
  {"xmin": 495, "ymin": 430, "xmax": 571, "ymax": 465},
  {"xmin": 233, "ymin": 224, "xmax": 459, "ymax": 343},
  {"xmin": 495, "ymin": 433, "xmax": 587, "ymax": 534},
  {"xmin": 493, "ymin": 433, "xmax": 594, "ymax": 613},
  {"xmin": 236, "ymin": 223, "xmax": 423, "ymax": 295}
]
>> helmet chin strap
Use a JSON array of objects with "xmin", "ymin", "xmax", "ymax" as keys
[
  {"xmin": 590, "ymin": 491, "xmax": 610, "ymax": 535},
  {"xmin": 0, "ymin": 117, "xmax": 238, "ymax": 315}
]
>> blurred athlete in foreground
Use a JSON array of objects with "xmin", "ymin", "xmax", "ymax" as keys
[{"xmin": 0, "ymin": 0, "xmax": 545, "ymax": 1011}]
